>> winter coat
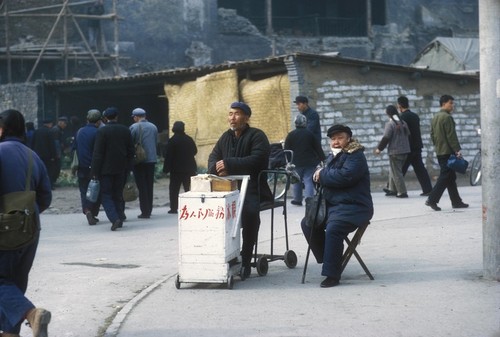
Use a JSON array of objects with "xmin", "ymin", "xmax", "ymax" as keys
[
  {"xmin": 208, "ymin": 125, "xmax": 272, "ymax": 203},
  {"xmin": 318, "ymin": 140, "xmax": 373, "ymax": 226}
]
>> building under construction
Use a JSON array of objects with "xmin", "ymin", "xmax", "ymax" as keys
[{"xmin": 0, "ymin": 0, "xmax": 122, "ymax": 84}]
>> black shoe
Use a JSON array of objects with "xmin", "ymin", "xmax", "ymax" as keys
[
  {"xmin": 93, "ymin": 216, "xmax": 100, "ymax": 223},
  {"xmin": 86, "ymin": 211, "xmax": 97, "ymax": 226},
  {"xmin": 420, "ymin": 191, "xmax": 431, "ymax": 197},
  {"xmin": 291, "ymin": 200, "xmax": 302, "ymax": 206},
  {"xmin": 425, "ymin": 199, "xmax": 441, "ymax": 211},
  {"xmin": 111, "ymin": 219, "xmax": 123, "ymax": 231},
  {"xmin": 320, "ymin": 277, "xmax": 339, "ymax": 288},
  {"xmin": 167, "ymin": 210, "xmax": 178, "ymax": 214},
  {"xmin": 137, "ymin": 214, "xmax": 150, "ymax": 219},
  {"xmin": 240, "ymin": 265, "xmax": 251, "ymax": 280},
  {"xmin": 396, "ymin": 193, "xmax": 408, "ymax": 198},
  {"xmin": 452, "ymin": 202, "xmax": 469, "ymax": 209},
  {"xmin": 384, "ymin": 188, "xmax": 397, "ymax": 196}
]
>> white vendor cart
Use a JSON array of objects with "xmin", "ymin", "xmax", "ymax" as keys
[{"xmin": 175, "ymin": 176, "xmax": 249, "ymax": 289}]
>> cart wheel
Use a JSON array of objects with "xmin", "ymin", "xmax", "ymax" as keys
[
  {"xmin": 227, "ymin": 276, "xmax": 234, "ymax": 289},
  {"xmin": 174, "ymin": 275, "xmax": 181, "ymax": 289},
  {"xmin": 284, "ymin": 250, "xmax": 298, "ymax": 268},
  {"xmin": 256, "ymin": 255, "xmax": 269, "ymax": 276}
]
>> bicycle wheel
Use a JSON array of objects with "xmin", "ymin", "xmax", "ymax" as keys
[
  {"xmin": 469, "ymin": 151, "xmax": 482, "ymax": 186},
  {"xmin": 267, "ymin": 173, "xmax": 287, "ymax": 200}
]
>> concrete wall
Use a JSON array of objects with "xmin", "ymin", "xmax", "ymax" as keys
[
  {"xmin": 0, "ymin": 83, "xmax": 39, "ymax": 124},
  {"xmin": 290, "ymin": 58, "xmax": 480, "ymax": 177}
]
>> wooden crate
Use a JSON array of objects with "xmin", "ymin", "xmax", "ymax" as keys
[{"xmin": 211, "ymin": 179, "xmax": 237, "ymax": 192}]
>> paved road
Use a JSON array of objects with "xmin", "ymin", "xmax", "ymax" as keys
[{"xmin": 21, "ymin": 185, "xmax": 499, "ymax": 337}]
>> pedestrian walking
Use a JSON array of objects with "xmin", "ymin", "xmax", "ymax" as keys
[
  {"xmin": 398, "ymin": 96, "xmax": 433, "ymax": 196},
  {"xmin": 163, "ymin": 121, "xmax": 197, "ymax": 214},
  {"xmin": 74, "ymin": 109, "xmax": 102, "ymax": 225},
  {"xmin": 32, "ymin": 119, "xmax": 58, "ymax": 189},
  {"xmin": 129, "ymin": 108, "xmax": 158, "ymax": 219},
  {"xmin": 374, "ymin": 105, "xmax": 411, "ymax": 198},
  {"xmin": 90, "ymin": 107, "xmax": 134, "ymax": 231},
  {"xmin": 0, "ymin": 109, "xmax": 53, "ymax": 337},
  {"xmin": 425, "ymin": 95, "xmax": 468, "ymax": 211}
]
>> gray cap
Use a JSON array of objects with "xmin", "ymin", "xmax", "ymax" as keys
[
  {"xmin": 87, "ymin": 109, "xmax": 101, "ymax": 123},
  {"xmin": 294, "ymin": 114, "xmax": 307, "ymax": 128}
]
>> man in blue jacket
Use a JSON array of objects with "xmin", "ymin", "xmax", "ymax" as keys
[
  {"xmin": 302, "ymin": 124, "xmax": 373, "ymax": 288},
  {"xmin": 74, "ymin": 109, "xmax": 102, "ymax": 225},
  {"xmin": 129, "ymin": 108, "xmax": 158, "ymax": 219}
]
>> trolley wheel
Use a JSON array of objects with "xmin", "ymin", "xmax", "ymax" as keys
[
  {"xmin": 256, "ymin": 255, "xmax": 269, "ymax": 276},
  {"xmin": 227, "ymin": 275, "xmax": 234, "ymax": 289},
  {"xmin": 284, "ymin": 250, "xmax": 298, "ymax": 268},
  {"xmin": 469, "ymin": 151, "xmax": 482, "ymax": 186},
  {"xmin": 174, "ymin": 275, "xmax": 181, "ymax": 289}
]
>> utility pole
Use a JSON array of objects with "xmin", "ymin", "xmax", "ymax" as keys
[{"xmin": 479, "ymin": 0, "xmax": 500, "ymax": 281}]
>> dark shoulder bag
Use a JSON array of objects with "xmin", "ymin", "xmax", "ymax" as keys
[
  {"xmin": 0, "ymin": 150, "xmax": 38, "ymax": 250},
  {"xmin": 304, "ymin": 186, "xmax": 327, "ymax": 229}
]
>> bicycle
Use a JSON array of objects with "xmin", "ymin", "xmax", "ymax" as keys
[
  {"xmin": 267, "ymin": 143, "xmax": 299, "ymax": 200},
  {"xmin": 469, "ymin": 128, "xmax": 481, "ymax": 186}
]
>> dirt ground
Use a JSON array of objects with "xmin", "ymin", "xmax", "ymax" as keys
[{"xmin": 45, "ymin": 177, "xmax": 171, "ymax": 215}]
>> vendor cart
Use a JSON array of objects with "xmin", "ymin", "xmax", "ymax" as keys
[{"xmin": 175, "ymin": 176, "xmax": 249, "ymax": 289}]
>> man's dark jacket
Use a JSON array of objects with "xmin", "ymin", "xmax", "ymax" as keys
[
  {"xmin": 32, "ymin": 125, "xmax": 57, "ymax": 161},
  {"xmin": 208, "ymin": 125, "xmax": 272, "ymax": 202},
  {"xmin": 90, "ymin": 121, "xmax": 134, "ymax": 177},
  {"xmin": 163, "ymin": 132, "xmax": 197, "ymax": 174},
  {"xmin": 284, "ymin": 127, "xmax": 325, "ymax": 167},
  {"xmin": 400, "ymin": 109, "xmax": 423, "ymax": 151}
]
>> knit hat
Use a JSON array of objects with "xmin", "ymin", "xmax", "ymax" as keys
[{"xmin": 294, "ymin": 114, "xmax": 307, "ymax": 128}]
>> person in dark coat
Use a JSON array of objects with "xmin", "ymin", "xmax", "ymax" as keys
[
  {"xmin": 90, "ymin": 107, "xmax": 134, "ymax": 231},
  {"xmin": 51, "ymin": 116, "xmax": 68, "ymax": 187},
  {"xmin": 294, "ymin": 95, "xmax": 322, "ymax": 145},
  {"xmin": 0, "ymin": 109, "xmax": 52, "ymax": 336},
  {"xmin": 208, "ymin": 102, "xmax": 273, "ymax": 278},
  {"xmin": 397, "ymin": 96, "xmax": 433, "ymax": 196},
  {"xmin": 285, "ymin": 114, "xmax": 326, "ymax": 206},
  {"xmin": 25, "ymin": 121, "xmax": 35, "ymax": 148},
  {"xmin": 32, "ymin": 119, "xmax": 58, "ymax": 189},
  {"xmin": 302, "ymin": 124, "xmax": 373, "ymax": 288},
  {"xmin": 74, "ymin": 109, "xmax": 102, "ymax": 225},
  {"xmin": 163, "ymin": 121, "xmax": 197, "ymax": 214}
]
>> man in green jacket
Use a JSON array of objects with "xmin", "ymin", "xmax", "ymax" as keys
[{"xmin": 425, "ymin": 95, "xmax": 468, "ymax": 211}]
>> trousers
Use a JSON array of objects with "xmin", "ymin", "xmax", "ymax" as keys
[
  {"xmin": 133, "ymin": 162, "xmax": 156, "ymax": 216},
  {"xmin": 301, "ymin": 217, "xmax": 357, "ymax": 280},
  {"xmin": 0, "ymin": 237, "xmax": 38, "ymax": 334},
  {"xmin": 402, "ymin": 150, "xmax": 433, "ymax": 194},
  {"xmin": 428, "ymin": 155, "xmax": 463, "ymax": 205}
]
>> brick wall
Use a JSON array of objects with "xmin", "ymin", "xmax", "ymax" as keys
[{"xmin": 291, "ymin": 58, "xmax": 481, "ymax": 178}]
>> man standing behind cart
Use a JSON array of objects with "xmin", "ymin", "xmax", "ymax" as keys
[{"xmin": 208, "ymin": 102, "xmax": 273, "ymax": 279}]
